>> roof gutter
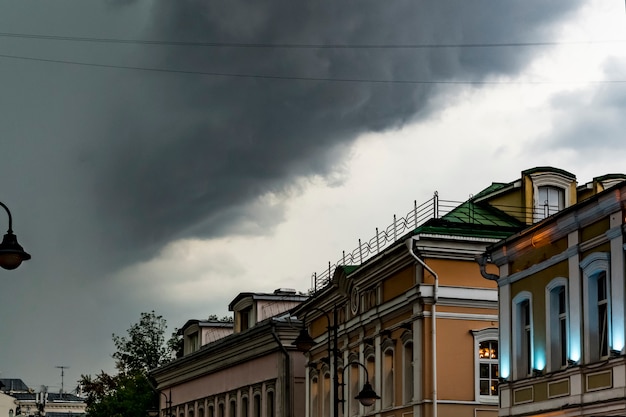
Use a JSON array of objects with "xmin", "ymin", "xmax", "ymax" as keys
[
  {"xmin": 476, "ymin": 253, "xmax": 499, "ymax": 281},
  {"xmin": 271, "ymin": 322, "xmax": 292, "ymax": 417}
]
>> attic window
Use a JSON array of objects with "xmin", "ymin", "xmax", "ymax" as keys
[{"xmin": 535, "ymin": 186, "xmax": 564, "ymax": 221}]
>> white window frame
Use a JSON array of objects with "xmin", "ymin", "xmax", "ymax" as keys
[
  {"xmin": 512, "ymin": 291, "xmax": 533, "ymax": 379},
  {"xmin": 581, "ymin": 252, "xmax": 611, "ymax": 363},
  {"xmin": 546, "ymin": 278, "xmax": 569, "ymax": 371},
  {"xmin": 472, "ymin": 328, "xmax": 499, "ymax": 403},
  {"xmin": 530, "ymin": 172, "xmax": 572, "ymax": 222}
]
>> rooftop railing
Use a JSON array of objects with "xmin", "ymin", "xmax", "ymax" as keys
[
  {"xmin": 309, "ymin": 193, "xmax": 561, "ymax": 293},
  {"xmin": 310, "ymin": 192, "xmax": 453, "ymax": 293}
]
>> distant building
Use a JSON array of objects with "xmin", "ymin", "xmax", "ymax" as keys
[
  {"xmin": 481, "ymin": 173, "xmax": 626, "ymax": 416},
  {"xmin": 151, "ymin": 288, "xmax": 309, "ymax": 417},
  {"xmin": 0, "ymin": 378, "xmax": 87, "ymax": 416}
]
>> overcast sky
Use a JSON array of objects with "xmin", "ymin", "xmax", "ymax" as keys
[{"xmin": 0, "ymin": 0, "xmax": 624, "ymax": 392}]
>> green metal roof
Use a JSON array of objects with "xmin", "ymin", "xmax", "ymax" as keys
[{"xmin": 413, "ymin": 185, "xmax": 525, "ymax": 240}]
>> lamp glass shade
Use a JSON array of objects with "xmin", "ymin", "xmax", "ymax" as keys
[
  {"xmin": 0, "ymin": 232, "xmax": 30, "ymax": 270},
  {"xmin": 355, "ymin": 382, "xmax": 380, "ymax": 406},
  {"xmin": 292, "ymin": 328, "xmax": 315, "ymax": 352}
]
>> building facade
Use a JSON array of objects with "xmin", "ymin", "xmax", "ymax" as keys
[
  {"xmin": 481, "ymin": 173, "xmax": 626, "ymax": 417},
  {"xmin": 151, "ymin": 289, "xmax": 308, "ymax": 417},
  {"xmin": 290, "ymin": 169, "xmax": 593, "ymax": 417}
]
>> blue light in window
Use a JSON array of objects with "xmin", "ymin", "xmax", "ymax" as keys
[
  {"xmin": 500, "ymin": 356, "xmax": 510, "ymax": 379},
  {"xmin": 612, "ymin": 329, "xmax": 624, "ymax": 352},
  {"xmin": 534, "ymin": 350, "xmax": 545, "ymax": 371}
]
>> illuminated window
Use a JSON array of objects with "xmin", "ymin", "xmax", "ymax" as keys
[
  {"xmin": 472, "ymin": 328, "xmax": 499, "ymax": 403},
  {"xmin": 597, "ymin": 272, "xmax": 610, "ymax": 359},
  {"xmin": 582, "ymin": 253, "xmax": 611, "ymax": 363},
  {"xmin": 512, "ymin": 292, "xmax": 533, "ymax": 379},
  {"xmin": 546, "ymin": 279, "xmax": 569, "ymax": 371}
]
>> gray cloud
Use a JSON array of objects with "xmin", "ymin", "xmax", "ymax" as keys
[
  {"xmin": 88, "ymin": 1, "xmax": 585, "ymax": 261},
  {"xmin": 547, "ymin": 56, "xmax": 626, "ymax": 149}
]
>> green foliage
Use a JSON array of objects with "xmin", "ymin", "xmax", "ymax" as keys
[
  {"xmin": 79, "ymin": 372, "xmax": 156, "ymax": 417},
  {"xmin": 112, "ymin": 310, "xmax": 173, "ymax": 374},
  {"xmin": 79, "ymin": 311, "xmax": 178, "ymax": 417}
]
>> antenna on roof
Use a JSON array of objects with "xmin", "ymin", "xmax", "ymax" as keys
[{"xmin": 55, "ymin": 366, "xmax": 69, "ymax": 394}]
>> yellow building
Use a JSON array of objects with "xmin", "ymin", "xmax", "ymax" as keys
[
  {"xmin": 292, "ymin": 168, "xmax": 586, "ymax": 417},
  {"xmin": 481, "ymin": 172, "xmax": 626, "ymax": 417}
]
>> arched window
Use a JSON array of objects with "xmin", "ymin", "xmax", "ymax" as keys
[
  {"xmin": 535, "ymin": 186, "xmax": 564, "ymax": 220},
  {"xmin": 381, "ymin": 338, "xmax": 395, "ymax": 409},
  {"xmin": 310, "ymin": 374, "xmax": 319, "ymax": 417},
  {"xmin": 266, "ymin": 390, "xmax": 275, "ymax": 417},
  {"xmin": 512, "ymin": 292, "xmax": 533, "ymax": 379},
  {"xmin": 241, "ymin": 396, "xmax": 249, "ymax": 417},
  {"xmin": 229, "ymin": 398, "xmax": 236, "ymax": 417},
  {"xmin": 401, "ymin": 331, "xmax": 414, "ymax": 404},
  {"xmin": 546, "ymin": 278, "xmax": 569, "ymax": 371},
  {"xmin": 472, "ymin": 328, "xmax": 499, "ymax": 403},
  {"xmin": 582, "ymin": 253, "xmax": 612, "ymax": 363},
  {"xmin": 253, "ymin": 394, "xmax": 261, "ymax": 417},
  {"xmin": 322, "ymin": 368, "xmax": 331, "ymax": 417}
]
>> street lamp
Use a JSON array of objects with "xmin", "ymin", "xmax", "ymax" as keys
[
  {"xmin": 0, "ymin": 201, "xmax": 30, "ymax": 270},
  {"xmin": 341, "ymin": 361, "xmax": 380, "ymax": 408},
  {"xmin": 293, "ymin": 307, "xmax": 380, "ymax": 417},
  {"xmin": 148, "ymin": 389, "xmax": 172, "ymax": 417}
]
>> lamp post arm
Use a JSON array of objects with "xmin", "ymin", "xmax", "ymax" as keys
[{"xmin": 0, "ymin": 201, "xmax": 13, "ymax": 233}]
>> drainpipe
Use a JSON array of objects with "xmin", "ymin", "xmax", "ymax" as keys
[
  {"xmin": 271, "ymin": 322, "xmax": 291, "ymax": 417},
  {"xmin": 476, "ymin": 254, "xmax": 499, "ymax": 281},
  {"xmin": 405, "ymin": 237, "xmax": 438, "ymax": 417}
]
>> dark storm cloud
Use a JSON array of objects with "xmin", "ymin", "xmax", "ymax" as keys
[
  {"xmin": 90, "ymin": 1, "xmax": 584, "ymax": 260},
  {"xmin": 546, "ymin": 57, "xmax": 626, "ymax": 149}
]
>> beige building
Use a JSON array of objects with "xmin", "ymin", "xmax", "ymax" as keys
[{"xmin": 151, "ymin": 288, "xmax": 308, "ymax": 417}]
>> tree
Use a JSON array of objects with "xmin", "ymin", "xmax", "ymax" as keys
[
  {"xmin": 79, "ymin": 311, "xmax": 178, "ymax": 417},
  {"xmin": 112, "ymin": 311, "xmax": 173, "ymax": 374}
]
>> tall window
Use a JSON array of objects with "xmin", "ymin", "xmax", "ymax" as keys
[
  {"xmin": 547, "ymin": 279, "xmax": 569, "ymax": 371},
  {"xmin": 382, "ymin": 347, "xmax": 394, "ymax": 408},
  {"xmin": 512, "ymin": 292, "xmax": 533, "ymax": 379},
  {"xmin": 536, "ymin": 186, "xmax": 564, "ymax": 220},
  {"xmin": 310, "ymin": 375, "xmax": 319, "ymax": 417},
  {"xmin": 597, "ymin": 272, "xmax": 609, "ymax": 359},
  {"xmin": 323, "ymin": 371, "xmax": 331, "ymax": 417},
  {"xmin": 253, "ymin": 394, "xmax": 261, "ymax": 417},
  {"xmin": 266, "ymin": 390, "xmax": 275, "ymax": 417},
  {"xmin": 472, "ymin": 328, "xmax": 499, "ymax": 403},
  {"xmin": 229, "ymin": 399, "xmax": 236, "ymax": 417},
  {"xmin": 522, "ymin": 300, "xmax": 532, "ymax": 375},
  {"xmin": 582, "ymin": 253, "xmax": 611, "ymax": 364},
  {"xmin": 402, "ymin": 338, "xmax": 414, "ymax": 404},
  {"xmin": 349, "ymin": 361, "xmax": 359, "ymax": 416},
  {"xmin": 478, "ymin": 340, "xmax": 499, "ymax": 397},
  {"xmin": 241, "ymin": 396, "xmax": 248, "ymax": 417}
]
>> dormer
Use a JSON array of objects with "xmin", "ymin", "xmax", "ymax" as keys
[
  {"xmin": 179, "ymin": 319, "xmax": 234, "ymax": 356},
  {"xmin": 522, "ymin": 167, "xmax": 577, "ymax": 223},
  {"xmin": 228, "ymin": 288, "xmax": 308, "ymax": 333}
]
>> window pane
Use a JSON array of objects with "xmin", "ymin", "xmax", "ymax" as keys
[
  {"xmin": 491, "ymin": 380, "xmax": 499, "ymax": 396},
  {"xmin": 480, "ymin": 380, "xmax": 490, "ymax": 395},
  {"xmin": 480, "ymin": 363, "xmax": 489, "ymax": 378},
  {"xmin": 491, "ymin": 364, "xmax": 499, "ymax": 379}
]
